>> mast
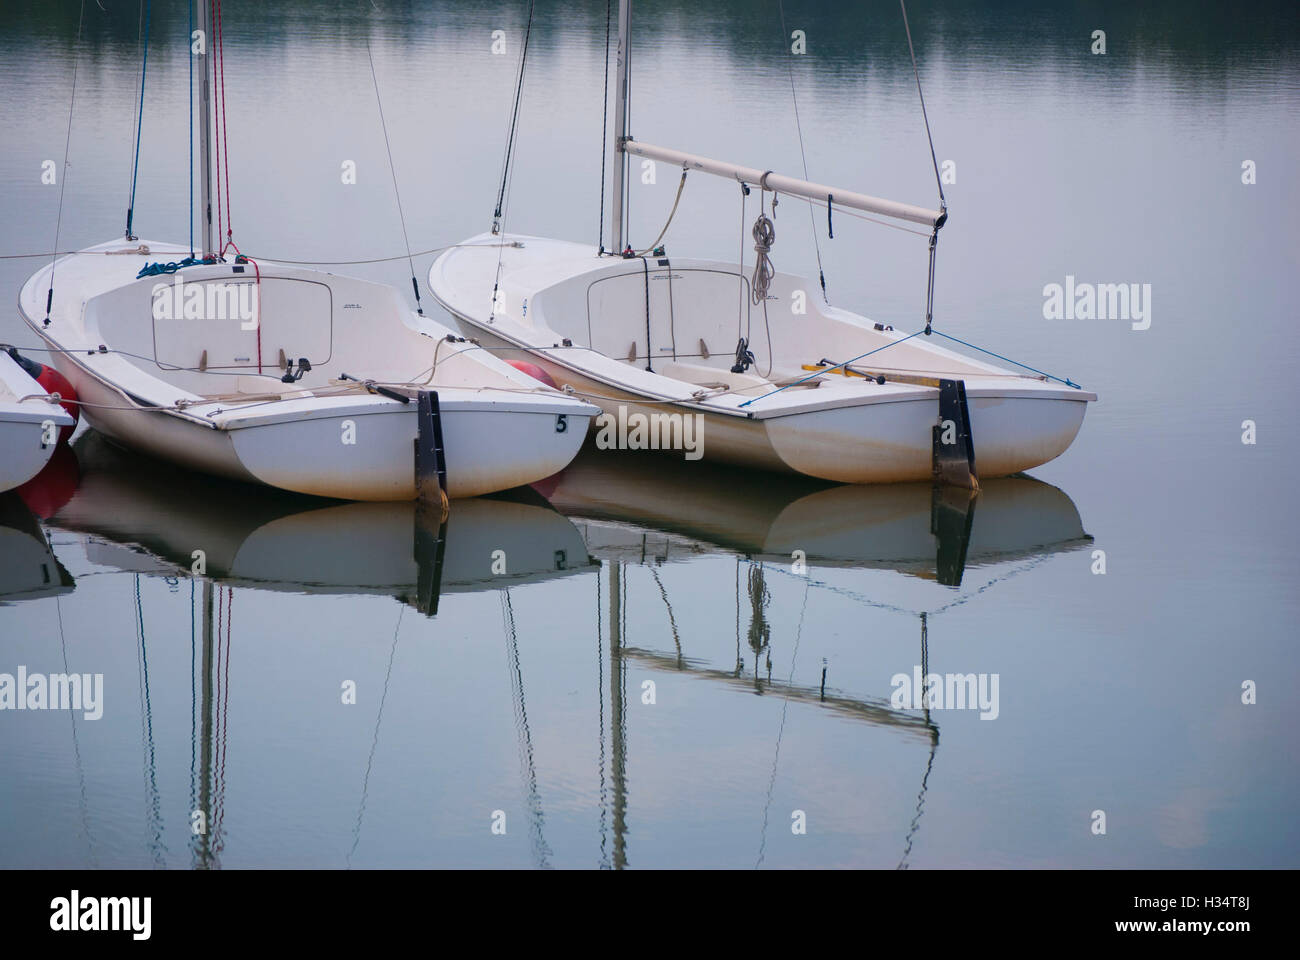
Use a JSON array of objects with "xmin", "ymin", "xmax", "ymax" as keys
[
  {"xmin": 609, "ymin": 0, "xmax": 631, "ymax": 254},
  {"xmin": 196, "ymin": 0, "xmax": 215, "ymax": 260}
]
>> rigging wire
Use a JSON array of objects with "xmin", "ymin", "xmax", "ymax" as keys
[
  {"xmin": 134, "ymin": 574, "xmax": 166, "ymax": 867},
  {"xmin": 647, "ymin": 567, "xmax": 684, "ymax": 666},
  {"xmin": 755, "ymin": 578, "xmax": 811, "ymax": 869},
  {"xmin": 597, "ymin": 0, "xmax": 611, "ymax": 253},
  {"xmin": 188, "ymin": 0, "xmax": 194, "ymax": 256},
  {"xmin": 899, "ymin": 0, "xmax": 947, "ymax": 334},
  {"xmin": 123, "ymin": 1, "xmax": 143, "ymax": 218},
  {"xmin": 58, "ymin": 595, "xmax": 98, "ymax": 866},
  {"xmin": 776, "ymin": 0, "xmax": 828, "ymax": 302},
  {"xmin": 492, "ymin": 0, "xmax": 535, "ymax": 236},
  {"xmin": 365, "ymin": 37, "xmax": 423, "ymax": 314},
  {"xmin": 897, "ymin": 614, "xmax": 939, "ymax": 870},
  {"xmin": 125, "ymin": 0, "xmax": 151, "ymax": 240},
  {"xmin": 900, "ymin": 0, "xmax": 945, "ymax": 209},
  {"xmin": 209, "ymin": 0, "xmax": 222, "ymax": 251},
  {"xmin": 500, "ymin": 587, "xmax": 554, "ymax": 869},
  {"xmin": 349, "ymin": 604, "xmax": 404, "ymax": 867},
  {"xmin": 215, "ymin": 0, "xmax": 234, "ymax": 253},
  {"xmin": 489, "ymin": 0, "xmax": 536, "ymax": 320},
  {"xmin": 0, "ymin": 203, "xmax": 927, "ymax": 266},
  {"xmin": 44, "ymin": 0, "xmax": 86, "ymax": 325}
]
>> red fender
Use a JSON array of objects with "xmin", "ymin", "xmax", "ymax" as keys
[
  {"xmin": 505, "ymin": 359, "xmax": 559, "ymax": 390},
  {"xmin": 35, "ymin": 364, "xmax": 79, "ymax": 443}
]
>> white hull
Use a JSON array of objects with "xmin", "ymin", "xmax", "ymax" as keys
[
  {"xmin": 19, "ymin": 239, "xmax": 599, "ymax": 500},
  {"xmin": 0, "ymin": 351, "xmax": 75, "ymax": 493},
  {"xmin": 430, "ymin": 234, "xmax": 1096, "ymax": 484}
]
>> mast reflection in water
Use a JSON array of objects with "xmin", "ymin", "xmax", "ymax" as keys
[{"xmin": 0, "ymin": 434, "xmax": 1093, "ymax": 868}]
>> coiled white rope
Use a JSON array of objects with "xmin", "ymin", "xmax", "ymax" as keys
[{"xmin": 750, "ymin": 211, "xmax": 775, "ymax": 305}]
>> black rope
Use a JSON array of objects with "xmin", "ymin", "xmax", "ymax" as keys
[
  {"xmin": 597, "ymin": 0, "xmax": 611, "ymax": 254},
  {"xmin": 737, "ymin": 180, "xmax": 749, "ymax": 340},
  {"xmin": 641, "ymin": 256, "xmax": 652, "ymax": 372},
  {"xmin": 826, "ymin": 193, "xmax": 833, "ymax": 239},
  {"xmin": 925, "ymin": 228, "xmax": 938, "ymax": 335},
  {"xmin": 493, "ymin": 0, "xmax": 535, "ymax": 235},
  {"xmin": 125, "ymin": 0, "xmax": 151, "ymax": 240},
  {"xmin": 366, "ymin": 38, "xmax": 423, "ymax": 314}
]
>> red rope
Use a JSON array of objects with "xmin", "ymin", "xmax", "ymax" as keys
[
  {"xmin": 209, "ymin": 0, "xmax": 222, "ymax": 251},
  {"xmin": 208, "ymin": 0, "xmax": 261, "ymax": 373}
]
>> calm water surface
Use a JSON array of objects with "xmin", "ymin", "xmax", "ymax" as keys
[{"xmin": 1, "ymin": 0, "xmax": 1297, "ymax": 868}]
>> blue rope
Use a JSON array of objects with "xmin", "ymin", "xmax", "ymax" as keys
[
  {"xmin": 137, "ymin": 257, "xmax": 205, "ymax": 279},
  {"xmin": 739, "ymin": 329, "xmax": 926, "ymax": 407},
  {"xmin": 739, "ymin": 325, "xmax": 1082, "ymax": 409},
  {"xmin": 125, "ymin": 0, "xmax": 151, "ymax": 239},
  {"xmin": 928, "ymin": 328, "xmax": 1080, "ymax": 389}
]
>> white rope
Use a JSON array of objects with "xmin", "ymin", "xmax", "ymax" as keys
[
  {"xmin": 750, "ymin": 210, "xmax": 775, "ymax": 305},
  {"xmin": 634, "ymin": 170, "xmax": 688, "ymax": 256}
]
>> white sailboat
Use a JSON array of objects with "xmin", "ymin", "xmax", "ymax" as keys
[
  {"xmin": 18, "ymin": 0, "xmax": 597, "ymax": 502},
  {"xmin": 428, "ymin": 0, "xmax": 1095, "ymax": 487},
  {"xmin": 0, "ymin": 350, "xmax": 75, "ymax": 493}
]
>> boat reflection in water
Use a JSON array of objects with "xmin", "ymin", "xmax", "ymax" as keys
[
  {"xmin": 542, "ymin": 445, "xmax": 1091, "ymax": 868},
  {"xmin": 546, "ymin": 445, "xmax": 1092, "ymax": 587},
  {"xmin": 50, "ymin": 432, "xmax": 595, "ymax": 613},
  {"xmin": 37, "ymin": 434, "xmax": 1089, "ymax": 868},
  {"xmin": 43, "ymin": 432, "xmax": 598, "ymax": 869},
  {"xmin": 0, "ymin": 492, "xmax": 75, "ymax": 603}
]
